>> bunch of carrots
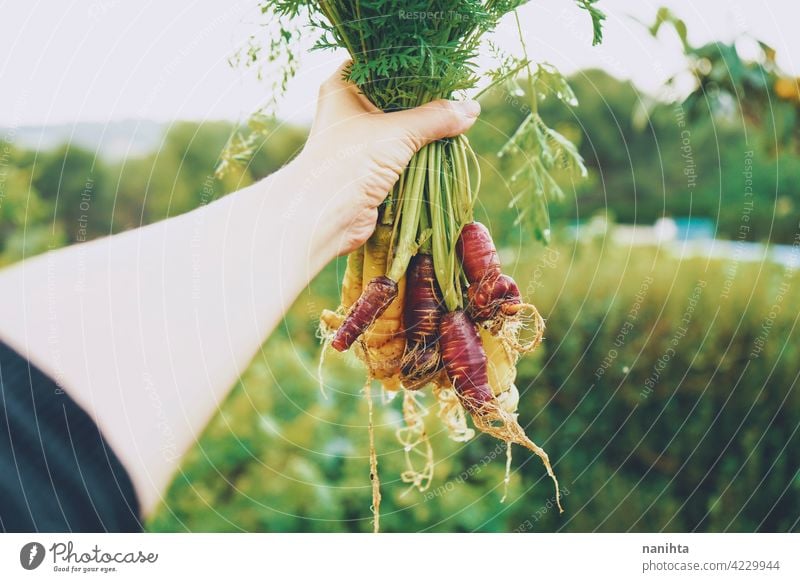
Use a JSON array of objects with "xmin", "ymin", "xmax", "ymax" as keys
[
  {"xmin": 319, "ymin": 166, "xmax": 559, "ymax": 527},
  {"xmin": 223, "ymin": 0, "xmax": 605, "ymax": 531}
]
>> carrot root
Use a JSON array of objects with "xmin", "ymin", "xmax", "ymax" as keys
[
  {"xmin": 317, "ymin": 309, "xmax": 347, "ymax": 398},
  {"xmin": 332, "ymin": 276, "xmax": 398, "ymax": 352},
  {"xmin": 439, "ymin": 310, "xmax": 494, "ymax": 412},
  {"xmin": 401, "ymin": 345, "xmax": 441, "ymax": 390},
  {"xmin": 467, "ymin": 273, "xmax": 524, "ymax": 321},
  {"xmin": 471, "ymin": 404, "xmax": 563, "ymax": 513},
  {"xmin": 341, "ymin": 247, "xmax": 365, "ymax": 309},
  {"xmin": 457, "ymin": 223, "xmax": 526, "ymax": 321},
  {"xmin": 364, "ymin": 379, "xmax": 382, "ymax": 533},
  {"xmin": 395, "ymin": 390, "xmax": 434, "ymax": 493},
  {"xmin": 501, "ymin": 441, "xmax": 513, "ymax": 503},
  {"xmin": 433, "ymin": 384, "xmax": 475, "ymax": 443},
  {"xmin": 401, "ymin": 254, "xmax": 444, "ymax": 388},
  {"xmin": 456, "ymin": 222, "xmax": 501, "ymax": 283},
  {"xmin": 496, "ymin": 303, "xmax": 546, "ymax": 354},
  {"xmin": 439, "ymin": 308, "xmax": 560, "ymax": 512}
]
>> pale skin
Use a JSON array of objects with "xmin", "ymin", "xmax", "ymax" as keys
[{"xmin": 0, "ymin": 64, "xmax": 479, "ymax": 518}]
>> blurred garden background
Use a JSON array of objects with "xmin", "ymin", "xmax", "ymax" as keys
[{"xmin": 0, "ymin": 3, "xmax": 798, "ymax": 532}]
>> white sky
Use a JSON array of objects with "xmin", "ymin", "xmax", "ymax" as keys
[{"xmin": 0, "ymin": 0, "xmax": 797, "ymax": 127}]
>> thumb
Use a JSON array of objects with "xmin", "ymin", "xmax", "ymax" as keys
[{"xmin": 385, "ymin": 99, "xmax": 481, "ymax": 149}]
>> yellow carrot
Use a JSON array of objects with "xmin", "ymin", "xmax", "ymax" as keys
[
  {"xmin": 320, "ymin": 309, "xmax": 343, "ymax": 332},
  {"xmin": 479, "ymin": 326, "xmax": 517, "ymax": 395},
  {"xmin": 360, "ymin": 225, "xmax": 405, "ymax": 380},
  {"xmin": 341, "ymin": 246, "xmax": 365, "ymax": 309}
]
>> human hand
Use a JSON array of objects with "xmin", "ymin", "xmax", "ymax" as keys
[{"xmin": 293, "ymin": 62, "xmax": 480, "ymax": 260}]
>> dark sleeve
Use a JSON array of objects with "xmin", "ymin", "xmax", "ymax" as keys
[{"xmin": 0, "ymin": 340, "xmax": 142, "ymax": 532}]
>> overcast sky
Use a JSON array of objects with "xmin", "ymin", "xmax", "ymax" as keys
[{"xmin": 0, "ymin": 0, "xmax": 797, "ymax": 127}]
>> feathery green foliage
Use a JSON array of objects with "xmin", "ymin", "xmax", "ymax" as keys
[{"xmin": 575, "ymin": 0, "xmax": 606, "ymax": 46}]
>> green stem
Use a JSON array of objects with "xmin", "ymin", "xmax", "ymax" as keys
[
  {"xmin": 473, "ymin": 58, "xmax": 532, "ymax": 101},
  {"xmin": 429, "ymin": 143, "xmax": 451, "ymax": 310},
  {"xmin": 430, "ymin": 141, "xmax": 462, "ymax": 312},
  {"xmin": 463, "ymin": 135, "xmax": 482, "ymax": 205},
  {"xmin": 418, "ymin": 179, "xmax": 432, "ymax": 255},
  {"xmin": 319, "ymin": 1, "xmax": 359, "ymax": 69},
  {"xmin": 443, "ymin": 161, "xmax": 462, "ymax": 311},
  {"xmin": 387, "ymin": 147, "xmax": 427, "ymax": 281},
  {"xmin": 514, "ymin": 9, "xmax": 538, "ymax": 116},
  {"xmin": 450, "ymin": 137, "xmax": 474, "ymax": 225}
]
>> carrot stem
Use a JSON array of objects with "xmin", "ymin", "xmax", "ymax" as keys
[
  {"xmin": 387, "ymin": 147, "xmax": 427, "ymax": 281},
  {"xmin": 429, "ymin": 142, "xmax": 459, "ymax": 311}
]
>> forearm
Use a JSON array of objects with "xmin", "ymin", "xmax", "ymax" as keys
[
  {"xmin": 0, "ymin": 65, "xmax": 478, "ymax": 520},
  {"xmin": 0, "ymin": 156, "xmax": 323, "ymax": 516}
]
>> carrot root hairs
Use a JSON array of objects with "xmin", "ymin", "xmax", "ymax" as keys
[
  {"xmin": 364, "ymin": 379, "xmax": 382, "ymax": 533},
  {"xmin": 471, "ymin": 407, "xmax": 563, "ymax": 514},
  {"xmin": 395, "ymin": 390, "xmax": 434, "ymax": 492},
  {"xmin": 433, "ymin": 384, "xmax": 475, "ymax": 443}
]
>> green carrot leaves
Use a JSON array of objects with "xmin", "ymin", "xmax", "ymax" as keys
[{"xmin": 575, "ymin": 0, "xmax": 606, "ymax": 46}]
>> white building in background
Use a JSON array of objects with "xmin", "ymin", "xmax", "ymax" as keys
[{"xmin": 612, "ymin": 218, "xmax": 679, "ymax": 246}]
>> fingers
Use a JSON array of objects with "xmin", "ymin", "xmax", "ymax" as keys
[
  {"xmin": 384, "ymin": 99, "xmax": 481, "ymax": 149},
  {"xmin": 317, "ymin": 61, "xmax": 480, "ymax": 143},
  {"xmin": 316, "ymin": 60, "xmax": 380, "ymax": 122},
  {"xmin": 336, "ymin": 206, "xmax": 378, "ymax": 257},
  {"xmin": 319, "ymin": 60, "xmax": 353, "ymax": 94}
]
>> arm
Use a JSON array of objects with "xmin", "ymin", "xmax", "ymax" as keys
[{"xmin": 0, "ymin": 66, "xmax": 479, "ymax": 517}]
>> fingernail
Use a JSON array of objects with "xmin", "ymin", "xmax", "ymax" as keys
[{"xmin": 456, "ymin": 100, "xmax": 481, "ymax": 118}]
